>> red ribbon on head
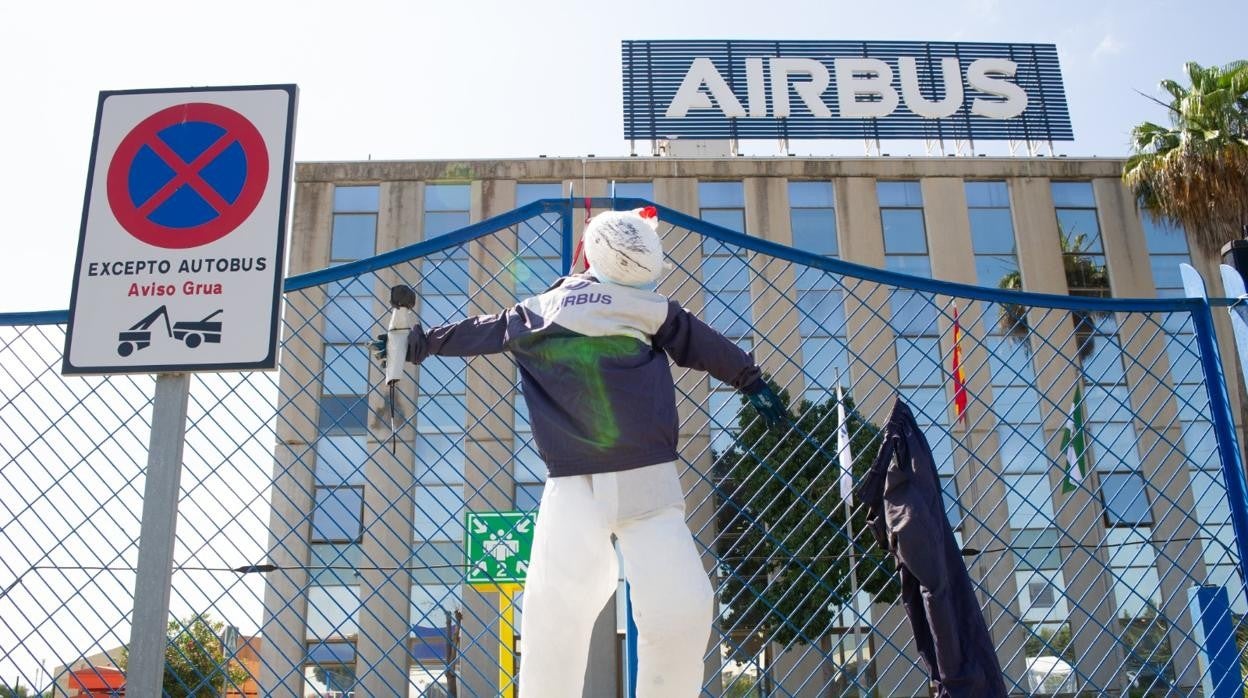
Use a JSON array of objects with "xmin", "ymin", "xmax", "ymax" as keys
[
  {"xmin": 574, "ymin": 197, "xmax": 593, "ymax": 271},
  {"xmin": 572, "ymin": 238, "xmax": 586, "ymax": 272}
]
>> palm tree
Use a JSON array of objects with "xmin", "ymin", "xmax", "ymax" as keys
[{"xmin": 1124, "ymin": 60, "xmax": 1248, "ymax": 257}]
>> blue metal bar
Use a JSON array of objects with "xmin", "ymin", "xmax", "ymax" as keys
[
  {"xmin": 1189, "ymin": 299, "xmax": 1248, "ymax": 588},
  {"xmin": 285, "ymin": 200, "xmax": 552, "ymax": 291},
  {"xmin": 0, "ymin": 310, "xmax": 69, "ymax": 325},
  {"xmin": 560, "ymin": 198, "xmax": 574, "ymax": 275},
  {"xmin": 626, "ymin": 583, "xmax": 638, "ymax": 698},
  {"xmin": 612, "ymin": 197, "xmax": 1201, "ymax": 314},
  {"xmin": 1187, "ymin": 584, "xmax": 1242, "ymax": 698},
  {"xmin": 0, "ymin": 199, "xmax": 1231, "ymax": 326}
]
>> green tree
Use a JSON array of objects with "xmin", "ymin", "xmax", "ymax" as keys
[
  {"xmin": 714, "ymin": 381, "xmax": 899, "ymax": 651},
  {"xmin": 1124, "ymin": 60, "xmax": 1248, "ymax": 257},
  {"xmin": 0, "ymin": 683, "xmax": 32, "ymax": 698},
  {"xmin": 120, "ymin": 614, "xmax": 249, "ymax": 698}
]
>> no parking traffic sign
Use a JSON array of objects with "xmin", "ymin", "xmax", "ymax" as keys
[{"xmin": 63, "ymin": 85, "xmax": 297, "ymax": 374}]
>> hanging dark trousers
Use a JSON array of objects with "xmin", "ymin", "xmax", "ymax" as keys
[{"xmin": 857, "ymin": 399, "xmax": 1007, "ymax": 698}]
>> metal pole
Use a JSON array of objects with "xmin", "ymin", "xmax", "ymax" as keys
[
  {"xmin": 626, "ymin": 584, "xmax": 638, "ymax": 697},
  {"xmin": 127, "ymin": 372, "xmax": 191, "ymax": 697},
  {"xmin": 1217, "ymin": 264, "xmax": 1248, "ymax": 393},
  {"xmin": 836, "ymin": 369, "xmax": 865, "ymax": 693},
  {"xmin": 561, "ymin": 198, "xmax": 575, "ymax": 276},
  {"xmin": 1187, "ymin": 585, "xmax": 1243, "ymax": 698},
  {"xmin": 842, "ymin": 494, "xmax": 865, "ymax": 692},
  {"xmin": 499, "ymin": 583, "xmax": 518, "ymax": 698},
  {"xmin": 1182, "ymin": 266, "xmax": 1248, "ymax": 598}
]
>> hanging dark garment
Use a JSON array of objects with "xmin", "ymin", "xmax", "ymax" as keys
[{"xmin": 857, "ymin": 399, "xmax": 1007, "ymax": 698}]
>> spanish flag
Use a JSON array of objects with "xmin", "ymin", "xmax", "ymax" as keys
[{"xmin": 951, "ymin": 302, "xmax": 968, "ymax": 423}]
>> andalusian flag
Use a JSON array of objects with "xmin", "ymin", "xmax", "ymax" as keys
[
  {"xmin": 1061, "ymin": 384, "xmax": 1088, "ymax": 493},
  {"xmin": 951, "ymin": 303, "xmax": 968, "ymax": 423}
]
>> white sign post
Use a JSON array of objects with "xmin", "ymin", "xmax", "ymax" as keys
[{"xmin": 62, "ymin": 84, "xmax": 297, "ymax": 698}]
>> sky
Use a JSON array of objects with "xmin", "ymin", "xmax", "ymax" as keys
[{"xmin": 0, "ymin": 0, "xmax": 1243, "ymax": 312}]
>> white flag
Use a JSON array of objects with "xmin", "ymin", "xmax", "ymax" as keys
[{"xmin": 837, "ymin": 383, "xmax": 854, "ymax": 502}]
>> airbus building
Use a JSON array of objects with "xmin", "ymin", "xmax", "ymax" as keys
[{"xmin": 257, "ymin": 41, "xmax": 1247, "ymax": 697}]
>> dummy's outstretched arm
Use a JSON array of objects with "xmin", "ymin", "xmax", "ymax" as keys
[
  {"xmin": 405, "ymin": 312, "xmax": 511, "ymax": 363},
  {"xmin": 653, "ymin": 301, "xmax": 786, "ymax": 425},
  {"xmin": 653, "ymin": 301, "xmax": 760, "ymax": 389}
]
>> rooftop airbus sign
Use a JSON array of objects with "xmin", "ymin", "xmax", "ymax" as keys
[{"xmin": 622, "ymin": 40, "xmax": 1073, "ymax": 142}]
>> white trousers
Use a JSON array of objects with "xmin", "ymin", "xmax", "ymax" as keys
[{"xmin": 517, "ymin": 461, "xmax": 714, "ymax": 698}]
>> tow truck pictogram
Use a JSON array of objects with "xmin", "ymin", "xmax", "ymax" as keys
[{"xmin": 116, "ymin": 306, "xmax": 223, "ymax": 356}]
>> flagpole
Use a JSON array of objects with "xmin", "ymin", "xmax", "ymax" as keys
[
  {"xmin": 952, "ymin": 303, "xmax": 984, "ymax": 630},
  {"xmin": 836, "ymin": 369, "xmax": 866, "ymax": 689},
  {"xmin": 844, "ymin": 481, "xmax": 865, "ymax": 688}
]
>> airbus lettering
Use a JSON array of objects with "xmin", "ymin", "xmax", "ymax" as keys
[
  {"xmin": 665, "ymin": 56, "xmax": 1027, "ymax": 121},
  {"xmin": 621, "ymin": 41, "xmax": 1073, "ymax": 141}
]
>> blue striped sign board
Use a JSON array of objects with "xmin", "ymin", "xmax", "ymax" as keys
[{"xmin": 622, "ymin": 40, "xmax": 1073, "ymax": 141}]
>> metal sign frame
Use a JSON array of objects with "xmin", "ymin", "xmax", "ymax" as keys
[{"xmin": 63, "ymin": 84, "xmax": 297, "ymax": 375}]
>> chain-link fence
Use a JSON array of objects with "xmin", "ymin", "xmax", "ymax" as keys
[{"xmin": 2, "ymin": 198, "xmax": 1247, "ymax": 696}]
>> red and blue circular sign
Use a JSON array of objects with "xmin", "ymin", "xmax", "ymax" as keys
[{"xmin": 106, "ymin": 102, "xmax": 269, "ymax": 249}]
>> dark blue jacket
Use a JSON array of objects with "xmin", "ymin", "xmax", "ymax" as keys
[
  {"xmin": 857, "ymin": 399, "xmax": 1007, "ymax": 698},
  {"xmin": 406, "ymin": 274, "xmax": 762, "ymax": 477}
]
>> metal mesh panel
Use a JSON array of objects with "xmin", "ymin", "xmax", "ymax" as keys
[{"xmin": 1, "ymin": 199, "xmax": 1247, "ymax": 697}]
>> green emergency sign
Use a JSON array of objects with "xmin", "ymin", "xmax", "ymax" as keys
[{"xmin": 465, "ymin": 511, "xmax": 535, "ymax": 584}]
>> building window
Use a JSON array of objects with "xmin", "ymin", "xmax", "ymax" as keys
[
  {"xmin": 515, "ymin": 182, "xmax": 565, "ymax": 298},
  {"xmin": 1142, "ymin": 217, "xmax": 1190, "ymax": 300},
  {"xmin": 789, "ymin": 181, "xmax": 838, "ymax": 256},
  {"xmin": 975, "ymin": 188, "xmax": 1045, "ymax": 478},
  {"xmin": 330, "ymin": 186, "xmax": 379, "ymax": 264},
  {"xmin": 510, "ymin": 183, "xmax": 565, "ymax": 508},
  {"xmin": 306, "ymin": 586, "xmax": 361, "ymax": 641},
  {"xmin": 310, "ymin": 185, "xmax": 379, "ymax": 652},
  {"xmin": 321, "ymin": 185, "xmax": 379, "ymax": 435},
  {"xmin": 417, "ymin": 181, "xmax": 470, "ymax": 453},
  {"xmin": 409, "ymin": 183, "xmax": 472, "ymax": 641},
  {"xmin": 1099, "ymin": 472, "xmax": 1152, "ymax": 526},
  {"xmin": 1029, "ymin": 580, "xmax": 1056, "ymax": 609},
  {"xmin": 700, "ymin": 182, "xmax": 746, "ymax": 234},
  {"xmin": 700, "ymin": 181, "xmax": 750, "ymax": 453},
  {"xmin": 879, "ymin": 181, "xmax": 960, "ymax": 527},
  {"xmin": 513, "ymin": 390, "xmax": 546, "ymax": 511},
  {"xmin": 304, "ymin": 641, "xmax": 357, "ymax": 694},
  {"xmin": 1007, "ymin": 472, "xmax": 1076, "ymax": 681},
  {"xmin": 1051, "ymin": 182, "xmax": 1109, "ymax": 297},
  {"xmin": 1075, "ymin": 306, "xmax": 1170, "ymax": 672},
  {"xmin": 612, "ymin": 181, "xmax": 654, "ymax": 201},
  {"xmin": 310, "ymin": 437, "xmax": 367, "ymax": 587},
  {"xmin": 1105, "ymin": 527, "xmax": 1175, "ymax": 686},
  {"xmin": 311, "ymin": 486, "xmax": 365, "ymax": 543},
  {"xmin": 967, "ymin": 181, "xmax": 1018, "ymax": 290},
  {"xmin": 789, "ymin": 181, "xmax": 846, "ymax": 403}
]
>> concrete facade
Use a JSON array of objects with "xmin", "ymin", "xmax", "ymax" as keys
[{"xmin": 273, "ymin": 155, "xmax": 1241, "ymax": 697}]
